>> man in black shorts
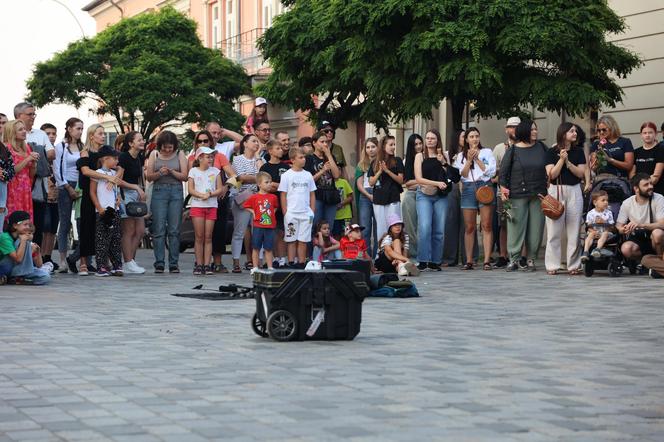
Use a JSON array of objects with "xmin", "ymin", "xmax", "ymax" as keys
[{"xmin": 617, "ymin": 173, "xmax": 664, "ymax": 262}]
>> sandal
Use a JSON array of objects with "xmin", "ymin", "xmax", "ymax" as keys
[
  {"xmin": 568, "ymin": 268, "xmax": 582, "ymax": 275},
  {"xmin": 244, "ymin": 261, "xmax": 253, "ymax": 270},
  {"xmin": 232, "ymin": 265, "xmax": 242, "ymax": 274},
  {"xmin": 461, "ymin": 263, "xmax": 474, "ymax": 270},
  {"xmin": 546, "ymin": 270, "xmax": 558, "ymax": 276},
  {"xmin": 483, "ymin": 262, "xmax": 492, "ymax": 271},
  {"xmin": 78, "ymin": 264, "xmax": 89, "ymax": 276}
]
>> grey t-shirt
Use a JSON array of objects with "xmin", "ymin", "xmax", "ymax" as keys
[
  {"xmin": 617, "ymin": 193, "xmax": 664, "ymax": 225},
  {"xmin": 499, "ymin": 142, "xmax": 548, "ymax": 198}
]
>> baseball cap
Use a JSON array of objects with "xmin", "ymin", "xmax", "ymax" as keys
[
  {"xmin": 386, "ymin": 213, "xmax": 404, "ymax": 230},
  {"xmin": 195, "ymin": 146, "xmax": 215, "ymax": 158},
  {"xmin": 318, "ymin": 120, "xmax": 334, "ymax": 130},
  {"xmin": 6, "ymin": 211, "xmax": 30, "ymax": 230},
  {"xmin": 506, "ymin": 117, "xmax": 521, "ymax": 127},
  {"xmin": 255, "ymin": 97, "xmax": 267, "ymax": 106},
  {"xmin": 344, "ymin": 223, "xmax": 366, "ymax": 235}
]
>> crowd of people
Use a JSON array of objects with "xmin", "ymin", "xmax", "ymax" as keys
[{"xmin": 1, "ymin": 98, "xmax": 663, "ymax": 285}]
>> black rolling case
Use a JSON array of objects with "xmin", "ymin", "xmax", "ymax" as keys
[
  {"xmin": 252, "ymin": 269, "xmax": 368, "ymax": 341},
  {"xmin": 321, "ymin": 259, "xmax": 372, "ymax": 286}
]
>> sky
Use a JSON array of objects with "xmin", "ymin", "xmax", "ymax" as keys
[{"xmin": 0, "ymin": 0, "xmax": 97, "ymax": 135}]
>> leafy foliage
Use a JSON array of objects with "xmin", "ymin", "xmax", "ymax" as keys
[
  {"xmin": 27, "ymin": 7, "xmax": 250, "ymax": 137},
  {"xmin": 257, "ymin": 0, "xmax": 641, "ymax": 130}
]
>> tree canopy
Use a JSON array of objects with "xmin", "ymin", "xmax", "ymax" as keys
[
  {"xmin": 257, "ymin": 0, "xmax": 641, "ymax": 130},
  {"xmin": 27, "ymin": 7, "xmax": 250, "ymax": 138}
]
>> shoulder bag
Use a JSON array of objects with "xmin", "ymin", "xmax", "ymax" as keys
[
  {"xmin": 538, "ymin": 174, "xmax": 565, "ymax": 220},
  {"xmin": 470, "ymin": 163, "xmax": 494, "ymax": 205},
  {"xmin": 125, "ymin": 157, "xmax": 148, "ymax": 217}
]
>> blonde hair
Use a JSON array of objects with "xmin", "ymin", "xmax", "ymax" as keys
[
  {"xmin": 2, "ymin": 120, "xmax": 27, "ymax": 151},
  {"xmin": 83, "ymin": 124, "xmax": 104, "ymax": 152},
  {"xmin": 359, "ymin": 137, "xmax": 378, "ymax": 173},
  {"xmin": 597, "ymin": 115, "xmax": 621, "ymax": 138}
]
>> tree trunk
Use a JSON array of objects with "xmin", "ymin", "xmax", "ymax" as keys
[{"xmin": 450, "ymin": 96, "xmax": 465, "ymax": 131}]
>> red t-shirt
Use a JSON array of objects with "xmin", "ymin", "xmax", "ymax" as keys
[
  {"xmin": 340, "ymin": 237, "xmax": 368, "ymax": 259},
  {"xmin": 243, "ymin": 193, "xmax": 279, "ymax": 228}
]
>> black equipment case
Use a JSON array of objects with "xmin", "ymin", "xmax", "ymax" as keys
[
  {"xmin": 321, "ymin": 259, "xmax": 372, "ymax": 286},
  {"xmin": 252, "ymin": 269, "xmax": 368, "ymax": 341}
]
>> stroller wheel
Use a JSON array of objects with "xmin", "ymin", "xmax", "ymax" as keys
[
  {"xmin": 583, "ymin": 262, "xmax": 594, "ymax": 277},
  {"xmin": 608, "ymin": 261, "xmax": 623, "ymax": 277},
  {"xmin": 251, "ymin": 313, "xmax": 268, "ymax": 338},
  {"xmin": 267, "ymin": 310, "xmax": 297, "ymax": 341}
]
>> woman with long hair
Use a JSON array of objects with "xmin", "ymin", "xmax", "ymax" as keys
[
  {"xmin": 590, "ymin": 115, "xmax": 634, "ymax": 179},
  {"xmin": 402, "ymin": 133, "xmax": 423, "ymax": 258},
  {"xmin": 0, "ymin": 138, "xmax": 16, "ymax": 229},
  {"xmin": 454, "ymin": 127, "xmax": 496, "ymax": 270},
  {"xmin": 53, "ymin": 117, "xmax": 83, "ymax": 272},
  {"xmin": 117, "ymin": 131, "xmax": 147, "ymax": 274},
  {"xmin": 544, "ymin": 122, "xmax": 586, "ymax": 275},
  {"xmin": 499, "ymin": 120, "xmax": 548, "ymax": 271},
  {"xmin": 631, "ymin": 121, "xmax": 664, "ymax": 195},
  {"xmin": 305, "ymin": 130, "xmax": 341, "ymax": 231},
  {"xmin": 415, "ymin": 128, "xmax": 456, "ymax": 271},
  {"xmin": 4, "ymin": 120, "xmax": 38, "ymax": 220},
  {"xmin": 145, "ymin": 130, "xmax": 188, "ymax": 273},
  {"xmin": 354, "ymin": 137, "xmax": 379, "ymax": 257},
  {"xmin": 368, "ymin": 135, "xmax": 404, "ymax": 239}
]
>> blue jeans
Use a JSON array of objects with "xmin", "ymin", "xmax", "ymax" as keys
[
  {"xmin": 57, "ymin": 181, "xmax": 77, "ymax": 254},
  {"xmin": 312, "ymin": 247, "xmax": 342, "ymax": 262},
  {"xmin": 416, "ymin": 190, "xmax": 449, "ymax": 264},
  {"xmin": 0, "ymin": 181, "xmax": 6, "ymax": 229},
  {"xmin": 314, "ymin": 199, "xmax": 338, "ymax": 236},
  {"xmin": 358, "ymin": 190, "xmax": 378, "ymax": 258},
  {"xmin": 151, "ymin": 184, "xmax": 183, "ymax": 268},
  {"xmin": 0, "ymin": 239, "xmax": 51, "ymax": 285}
]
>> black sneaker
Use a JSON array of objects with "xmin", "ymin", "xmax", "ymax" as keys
[
  {"xmin": 50, "ymin": 261, "xmax": 60, "ymax": 271},
  {"xmin": 427, "ymin": 262, "xmax": 442, "ymax": 271},
  {"xmin": 169, "ymin": 266, "xmax": 180, "ymax": 274},
  {"xmin": 650, "ymin": 269, "xmax": 663, "ymax": 279},
  {"xmin": 506, "ymin": 261, "xmax": 519, "ymax": 272},
  {"xmin": 66, "ymin": 255, "xmax": 78, "ymax": 274},
  {"xmin": 417, "ymin": 262, "xmax": 429, "ymax": 272},
  {"xmin": 518, "ymin": 256, "xmax": 527, "ymax": 269},
  {"xmin": 155, "ymin": 265, "xmax": 165, "ymax": 274},
  {"xmin": 494, "ymin": 257, "xmax": 508, "ymax": 268},
  {"xmin": 205, "ymin": 265, "xmax": 213, "ymax": 275},
  {"xmin": 193, "ymin": 265, "xmax": 203, "ymax": 276}
]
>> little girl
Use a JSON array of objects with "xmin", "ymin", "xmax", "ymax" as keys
[
  {"xmin": 312, "ymin": 221, "xmax": 341, "ymax": 262},
  {"xmin": 245, "ymin": 97, "xmax": 269, "ymax": 134},
  {"xmin": 188, "ymin": 147, "xmax": 224, "ymax": 275},
  {"xmin": 375, "ymin": 214, "xmax": 419, "ymax": 277}
]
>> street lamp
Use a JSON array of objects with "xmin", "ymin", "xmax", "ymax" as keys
[{"xmin": 47, "ymin": 0, "xmax": 87, "ymax": 38}]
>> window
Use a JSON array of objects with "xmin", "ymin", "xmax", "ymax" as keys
[{"xmin": 227, "ymin": 0, "xmax": 232, "ymax": 14}]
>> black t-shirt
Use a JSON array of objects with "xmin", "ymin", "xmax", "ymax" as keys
[
  {"xmin": 545, "ymin": 146, "xmax": 586, "ymax": 186},
  {"xmin": 260, "ymin": 161, "xmax": 291, "ymax": 185},
  {"xmin": 305, "ymin": 153, "xmax": 337, "ymax": 191},
  {"xmin": 590, "ymin": 137, "xmax": 634, "ymax": 178},
  {"xmin": 635, "ymin": 145, "xmax": 664, "ymax": 194},
  {"xmin": 118, "ymin": 151, "xmax": 144, "ymax": 185},
  {"xmin": 367, "ymin": 157, "xmax": 405, "ymax": 205}
]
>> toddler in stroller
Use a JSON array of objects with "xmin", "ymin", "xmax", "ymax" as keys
[{"xmin": 582, "ymin": 175, "xmax": 632, "ymax": 277}]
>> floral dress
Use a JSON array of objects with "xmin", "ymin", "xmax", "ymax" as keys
[{"xmin": 6, "ymin": 144, "xmax": 34, "ymax": 221}]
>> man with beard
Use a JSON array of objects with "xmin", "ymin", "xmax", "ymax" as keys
[{"xmin": 617, "ymin": 173, "xmax": 664, "ymax": 262}]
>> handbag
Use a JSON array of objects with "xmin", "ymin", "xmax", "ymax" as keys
[
  {"xmin": 538, "ymin": 175, "xmax": 565, "ymax": 220},
  {"xmin": 470, "ymin": 168, "xmax": 495, "ymax": 205},
  {"xmin": 126, "ymin": 201, "xmax": 148, "ymax": 217}
]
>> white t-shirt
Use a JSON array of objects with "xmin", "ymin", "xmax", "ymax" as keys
[
  {"xmin": 188, "ymin": 166, "xmax": 220, "ymax": 208},
  {"xmin": 493, "ymin": 142, "xmax": 509, "ymax": 168},
  {"xmin": 617, "ymin": 193, "xmax": 664, "ymax": 225},
  {"xmin": 377, "ymin": 233, "xmax": 410, "ymax": 258},
  {"xmin": 453, "ymin": 148, "xmax": 497, "ymax": 183},
  {"xmin": 215, "ymin": 141, "xmax": 235, "ymax": 161},
  {"xmin": 27, "ymin": 128, "xmax": 54, "ymax": 152},
  {"xmin": 278, "ymin": 169, "xmax": 316, "ymax": 214},
  {"xmin": 94, "ymin": 168, "xmax": 119, "ymax": 210},
  {"xmin": 585, "ymin": 208, "xmax": 614, "ymax": 229}
]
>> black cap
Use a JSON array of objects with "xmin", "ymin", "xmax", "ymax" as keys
[
  {"xmin": 317, "ymin": 120, "xmax": 334, "ymax": 130},
  {"xmin": 98, "ymin": 144, "xmax": 119, "ymax": 158},
  {"xmin": 6, "ymin": 210, "xmax": 30, "ymax": 231}
]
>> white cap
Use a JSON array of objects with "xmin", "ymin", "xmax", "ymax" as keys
[
  {"xmin": 195, "ymin": 146, "xmax": 215, "ymax": 158},
  {"xmin": 506, "ymin": 117, "xmax": 521, "ymax": 127},
  {"xmin": 255, "ymin": 97, "xmax": 267, "ymax": 106}
]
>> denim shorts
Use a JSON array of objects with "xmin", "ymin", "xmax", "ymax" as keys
[
  {"xmin": 120, "ymin": 189, "xmax": 141, "ymax": 219},
  {"xmin": 252, "ymin": 227, "xmax": 276, "ymax": 251},
  {"xmin": 460, "ymin": 181, "xmax": 494, "ymax": 209}
]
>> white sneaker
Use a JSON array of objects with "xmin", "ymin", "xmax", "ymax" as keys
[
  {"xmin": 132, "ymin": 260, "xmax": 146, "ymax": 273},
  {"xmin": 397, "ymin": 263, "xmax": 409, "ymax": 277},
  {"xmin": 124, "ymin": 260, "xmax": 145, "ymax": 274},
  {"xmin": 404, "ymin": 261, "xmax": 420, "ymax": 277},
  {"xmin": 41, "ymin": 262, "xmax": 54, "ymax": 274}
]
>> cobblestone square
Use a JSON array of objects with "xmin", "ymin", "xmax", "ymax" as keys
[{"xmin": 1, "ymin": 250, "xmax": 663, "ymax": 441}]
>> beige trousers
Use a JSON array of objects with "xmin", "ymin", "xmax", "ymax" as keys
[{"xmin": 544, "ymin": 184, "xmax": 584, "ymax": 271}]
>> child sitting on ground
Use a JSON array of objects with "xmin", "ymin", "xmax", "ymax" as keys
[
  {"xmin": 581, "ymin": 190, "xmax": 616, "ymax": 262},
  {"xmin": 0, "ymin": 211, "xmax": 51, "ymax": 285},
  {"xmin": 340, "ymin": 223, "xmax": 368, "ymax": 260},
  {"xmin": 375, "ymin": 214, "xmax": 419, "ymax": 277},
  {"xmin": 243, "ymin": 172, "xmax": 279, "ymax": 269},
  {"xmin": 312, "ymin": 220, "xmax": 341, "ymax": 262}
]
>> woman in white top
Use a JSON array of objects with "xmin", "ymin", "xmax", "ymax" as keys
[
  {"xmin": 230, "ymin": 133, "xmax": 264, "ymax": 272},
  {"xmin": 53, "ymin": 118, "xmax": 82, "ymax": 271},
  {"xmin": 453, "ymin": 127, "xmax": 496, "ymax": 270}
]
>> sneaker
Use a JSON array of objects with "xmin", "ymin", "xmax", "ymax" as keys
[
  {"xmin": 404, "ymin": 261, "xmax": 420, "ymax": 277},
  {"xmin": 417, "ymin": 262, "xmax": 429, "ymax": 272},
  {"xmin": 131, "ymin": 260, "xmax": 146, "ymax": 273},
  {"xmin": 111, "ymin": 268, "xmax": 124, "ymax": 277},
  {"xmin": 581, "ymin": 251, "xmax": 590, "ymax": 263},
  {"xmin": 518, "ymin": 256, "xmax": 527, "ymax": 269},
  {"xmin": 50, "ymin": 261, "xmax": 60, "ymax": 272},
  {"xmin": 650, "ymin": 269, "xmax": 663, "ymax": 279},
  {"xmin": 205, "ymin": 265, "xmax": 213, "ymax": 275},
  {"xmin": 126, "ymin": 260, "xmax": 146, "ymax": 274},
  {"xmin": 590, "ymin": 248, "xmax": 602, "ymax": 259},
  {"xmin": 193, "ymin": 265, "xmax": 203, "ymax": 276},
  {"xmin": 95, "ymin": 268, "xmax": 111, "ymax": 277},
  {"xmin": 41, "ymin": 262, "xmax": 54, "ymax": 274},
  {"xmin": 66, "ymin": 255, "xmax": 78, "ymax": 274},
  {"xmin": 494, "ymin": 257, "xmax": 508, "ymax": 268},
  {"xmin": 87, "ymin": 264, "xmax": 97, "ymax": 273},
  {"xmin": 427, "ymin": 262, "xmax": 442, "ymax": 271},
  {"xmin": 526, "ymin": 259, "xmax": 537, "ymax": 272},
  {"xmin": 506, "ymin": 261, "xmax": 519, "ymax": 272},
  {"xmin": 599, "ymin": 248, "xmax": 614, "ymax": 258},
  {"xmin": 169, "ymin": 266, "xmax": 180, "ymax": 274},
  {"xmin": 397, "ymin": 263, "xmax": 409, "ymax": 277},
  {"xmin": 154, "ymin": 265, "xmax": 165, "ymax": 274},
  {"xmin": 278, "ymin": 257, "xmax": 287, "ymax": 267}
]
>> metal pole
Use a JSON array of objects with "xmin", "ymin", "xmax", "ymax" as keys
[{"xmin": 48, "ymin": 0, "xmax": 87, "ymax": 37}]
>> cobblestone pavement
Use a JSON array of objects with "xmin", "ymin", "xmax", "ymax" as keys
[{"xmin": 1, "ymin": 250, "xmax": 663, "ymax": 441}]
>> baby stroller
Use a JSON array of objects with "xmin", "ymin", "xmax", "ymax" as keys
[{"xmin": 583, "ymin": 175, "xmax": 635, "ymax": 277}]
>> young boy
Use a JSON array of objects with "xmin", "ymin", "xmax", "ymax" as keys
[
  {"xmin": 340, "ymin": 224, "xmax": 368, "ymax": 259},
  {"xmin": 278, "ymin": 147, "xmax": 316, "ymax": 265},
  {"xmin": 260, "ymin": 140, "xmax": 291, "ymax": 266},
  {"xmin": 243, "ymin": 172, "xmax": 279, "ymax": 269},
  {"xmin": 333, "ymin": 177, "xmax": 353, "ymax": 238},
  {"xmin": 0, "ymin": 211, "xmax": 51, "ymax": 285},
  {"xmin": 581, "ymin": 190, "xmax": 615, "ymax": 262},
  {"xmin": 90, "ymin": 145, "xmax": 123, "ymax": 277}
]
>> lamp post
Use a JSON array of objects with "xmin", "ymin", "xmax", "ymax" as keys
[{"xmin": 48, "ymin": 0, "xmax": 87, "ymax": 38}]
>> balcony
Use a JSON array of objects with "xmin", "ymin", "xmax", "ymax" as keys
[{"xmin": 220, "ymin": 28, "xmax": 270, "ymax": 78}]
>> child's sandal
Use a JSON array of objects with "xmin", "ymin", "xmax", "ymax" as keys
[{"xmin": 483, "ymin": 262, "xmax": 492, "ymax": 271}]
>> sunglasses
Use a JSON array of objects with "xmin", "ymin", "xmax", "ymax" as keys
[
  {"xmin": 256, "ymin": 128, "xmax": 271, "ymax": 133},
  {"xmin": 196, "ymin": 138, "xmax": 210, "ymax": 143},
  {"xmin": 322, "ymin": 129, "xmax": 334, "ymax": 134}
]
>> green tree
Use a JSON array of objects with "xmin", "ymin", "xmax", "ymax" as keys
[
  {"xmin": 27, "ymin": 7, "xmax": 250, "ymax": 138},
  {"xmin": 258, "ymin": 0, "xmax": 640, "ymax": 130}
]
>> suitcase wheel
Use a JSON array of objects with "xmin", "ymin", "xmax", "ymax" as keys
[
  {"xmin": 267, "ymin": 310, "xmax": 297, "ymax": 341},
  {"xmin": 251, "ymin": 313, "xmax": 268, "ymax": 338}
]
